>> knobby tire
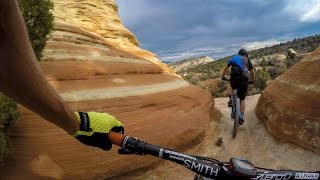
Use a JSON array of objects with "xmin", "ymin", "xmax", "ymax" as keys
[{"xmin": 232, "ymin": 91, "xmax": 240, "ymax": 138}]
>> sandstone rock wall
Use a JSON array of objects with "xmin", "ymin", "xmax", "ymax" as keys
[
  {"xmin": 51, "ymin": 0, "xmax": 174, "ymax": 74},
  {"xmin": 256, "ymin": 48, "xmax": 320, "ymax": 153},
  {"xmin": 0, "ymin": 0, "xmax": 214, "ymax": 179}
]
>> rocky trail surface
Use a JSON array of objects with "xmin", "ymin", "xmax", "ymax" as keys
[{"xmin": 115, "ymin": 94, "xmax": 320, "ymax": 179}]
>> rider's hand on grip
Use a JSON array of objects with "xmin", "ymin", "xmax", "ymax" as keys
[{"xmin": 73, "ymin": 111, "xmax": 124, "ymax": 150}]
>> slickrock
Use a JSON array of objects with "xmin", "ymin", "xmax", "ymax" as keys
[
  {"xmin": 0, "ymin": 0, "xmax": 213, "ymax": 179},
  {"xmin": 256, "ymin": 47, "xmax": 320, "ymax": 153}
]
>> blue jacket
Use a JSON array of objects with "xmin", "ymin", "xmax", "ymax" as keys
[{"xmin": 227, "ymin": 55, "xmax": 253, "ymax": 79}]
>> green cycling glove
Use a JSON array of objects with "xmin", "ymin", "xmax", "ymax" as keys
[{"xmin": 73, "ymin": 111, "xmax": 124, "ymax": 150}]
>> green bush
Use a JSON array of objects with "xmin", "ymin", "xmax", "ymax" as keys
[
  {"xmin": 0, "ymin": 93, "xmax": 19, "ymax": 163},
  {"xmin": 18, "ymin": 0, "xmax": 54, "ymax": 61},
  {"xmin": 254, "ymin": 69, "xmax": 271, "ymax": 91},
  {"xmin": 0, "ymin": 0, "xmax": 54, "ymax": 163},
  {"xmin": 0, "ymin": 132, "xmax": 11, "ymax": 163},
  {"xmin": 260, "ymin": 57, "xmax": 268, "ymax": 67}
]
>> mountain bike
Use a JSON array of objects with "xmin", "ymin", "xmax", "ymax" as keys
[
  {"xmin": 109, "ymin": 132, "xmax": 320, "ymax": 179},
  {"xmin": 222, "ymin": 78, "xmax": 240, "ymax": 138}
]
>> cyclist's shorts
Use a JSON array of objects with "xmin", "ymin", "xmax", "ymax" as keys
[{"xmin": 230, "ymin": 76, "xmax": 248, "ymax": 100}]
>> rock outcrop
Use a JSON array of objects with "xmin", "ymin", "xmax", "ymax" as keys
[
  {"xmin": 256, "ymin": 48, "xmax": 320, "ymax": 153},
  {"xmin": 51, "ymin": 0, "xmax": 173, "ymax": 74},
  {"xmin": 168, "ymin": 56, "xmax": 214, "ymax": 72},
  {"xmin": 251, "ymin": 53, "xmax": 287, "ymax": 67},
  {"xmin": 0, "ymin": 0, "xmax": 213, "ymax": 179}
]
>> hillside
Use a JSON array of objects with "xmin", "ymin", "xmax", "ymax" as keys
[
  {"xmin": 178, "ymin": 34, "xmax": 320, "ymax": 97},
  {"xmin": 168, "ymin": 56, "xmax": 214, "ymax": 72}
]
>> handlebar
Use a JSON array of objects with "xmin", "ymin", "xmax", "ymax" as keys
[
  {"xmin": 222, "ymin": 77, "xmax": 254, "ymax": 84},
  {"xmin": 108, "ymin": 132, "xmax": 320, "ymax": 179},
  {"xmin": 109, "ymin": 131, "xmax": 124, "ymax": 146}
]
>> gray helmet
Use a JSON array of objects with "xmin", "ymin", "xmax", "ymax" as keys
[{"xmin": 238, "ymin": 48, "xmax": 248, "ymax": 56}]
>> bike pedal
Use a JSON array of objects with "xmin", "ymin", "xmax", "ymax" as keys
[{"xmin": 230, "ymin": 113, "xmax": 235, "ymax": 119}]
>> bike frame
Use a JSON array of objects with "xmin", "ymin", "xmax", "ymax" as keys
[{"xmin": 109, "ymin": 132, "xmax": 320, "ymax": 180}]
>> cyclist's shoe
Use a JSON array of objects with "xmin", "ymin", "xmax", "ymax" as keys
[
  {"xmin": 239, "ymin": 113, "xmax": 244, "ymax": 125},
  {"xmin": 228, "ymin": 99, "xmax": 232, "ymax": 107},
  {"xmin": 239, "ymin": 118, "xmax": 244, "ymax": 125}
]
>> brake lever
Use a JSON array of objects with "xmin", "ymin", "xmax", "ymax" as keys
[
  {"xmin": 221, "ymin": 165, "xmax": 233, "ymax": 177},
  {"xmin": 118, "ymin": 148, "xmax": 136, "ymax": 155},
  {"xmin": 118, "ymin": 136, "xmax": 147, "ymax": 155}
]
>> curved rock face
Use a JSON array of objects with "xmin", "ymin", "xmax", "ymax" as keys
[
  {"xmin": 51, "ymin": 0, "xmax": 173, "ymax": 74},
  {"xmin": 256, "ymin": 48, "xmax": 320, "ymax": 153},
  {"xmin": 0, "ymin": 0, "xmax": 213, "ymax": 179}
]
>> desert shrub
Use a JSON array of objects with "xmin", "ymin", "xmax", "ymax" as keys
[
  {"xmin": 0, "ymin": 0, "xmax": 54, "ymax": 163},
  {"xmin": 0, "ymin": 133, "xmax": 11, "ymax": 164},
  {"xmin": 0, "ymin": 93, "xmax": 19, "ymax": 163},
  {"xmin": 260, "ymin": 57, "xmax": 268, "ymax": 67},
  {"xmin": 267, "ymin": 62, "xmax": 287, "ymax": 79},
  {"xmin": 189, "ymin": 76, "xmax": 200, "ymax": 85},
  {"xmin": 211, "ymin": 80, "xmax": 228, "ymax": 97},
  {"xmin": 18, "ymin": 0, "xmax": 54, "ymax": 60},
  {"xmin": 254, "ymin": 69, "xmax": 271, "ymax": 91},
  {"xmin": 267, "ymin": 66, "xmax": 279, "ymax": 79},
  {"xmin": 267, "ymin": 58, "xmax": 276, "ymax": 66},
  {"xmin": 213, "ymin": 92, "xmax": 224, "ymax": 98}
]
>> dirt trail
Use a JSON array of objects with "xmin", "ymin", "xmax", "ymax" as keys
[{"xmin": 115, "ymin": 94, "xmax": 320, "ymax": 179}]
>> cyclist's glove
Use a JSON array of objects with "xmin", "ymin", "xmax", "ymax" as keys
[{"xmin": 73, "ymin": 111, "xmax": 124, "ymax": 151}]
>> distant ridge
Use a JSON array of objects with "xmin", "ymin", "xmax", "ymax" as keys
[{"xmin": 168, "ymin": 56, "xmax": 214, "ymax": 72}]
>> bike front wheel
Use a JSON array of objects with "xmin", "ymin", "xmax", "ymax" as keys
[{"xmin": 233, "ymin": 98, "xmax": 240, "ymax": 138}]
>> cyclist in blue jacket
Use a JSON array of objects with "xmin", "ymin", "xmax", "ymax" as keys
[{"xmin": 220, "ymin": 48, "xmax": 255, "ymax": 124}]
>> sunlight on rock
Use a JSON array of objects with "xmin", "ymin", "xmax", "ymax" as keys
[{"xmin": 30, "ymin": 154, "xmax": 64, "ymax": 179}]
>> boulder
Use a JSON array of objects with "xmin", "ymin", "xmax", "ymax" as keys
[{"xmin": 256, "ymin": 48, "xmax": 320, "ymax": 153}]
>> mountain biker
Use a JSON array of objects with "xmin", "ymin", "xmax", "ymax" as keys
[
  {"xmin": 0, "ymin": 0, "xmax": 123, "ymax": 150},
  {"xmin": 220, "ymin": 48, "xmax": 255, "ymax": 124}
]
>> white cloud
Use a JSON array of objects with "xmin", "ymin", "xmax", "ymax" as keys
[
  {"xmin": 186, "ymin": 25, "xmax": 214, "ymax": 35},
  {"xmin": 116, "ymin": 0, "xmax": 170, "ymax": 27},
  {"xmin": 159, "ymin": 47, "xmax": 228, "ymax": 62},
  {"xmin": 242, "ymin": 39, "xmax": 282, "ymax": 50},
  {"xmin": 283, "ymin": 0, "xmax": 320, "ymax": 23}
]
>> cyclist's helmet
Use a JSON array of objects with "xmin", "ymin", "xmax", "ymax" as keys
[{"xmin": 238, "ymin": 48, "xmax": 248, "ymax": 57}]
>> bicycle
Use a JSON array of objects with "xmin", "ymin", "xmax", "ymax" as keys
[
  {"xmin": 222, "ymin": 78, "xmax": 240, "ymax": 138},
  {"xmin": 109, "ymin": 132, "xmax": 320, "ymax": 179}
]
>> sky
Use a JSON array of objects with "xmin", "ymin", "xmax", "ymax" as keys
[{"xmin": 116, "ymin": 0, "xmax": 320, "ymax": 62}]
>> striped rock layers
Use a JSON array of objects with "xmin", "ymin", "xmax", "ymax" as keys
[
  {"xmin": 256, "ymin": 48, "xmax": 320, "ymax": 153},
  {"xmin": 1, "ymin": 0, "xmax": 213, "ymax": 179}
]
